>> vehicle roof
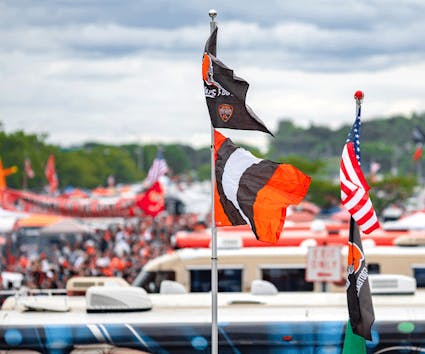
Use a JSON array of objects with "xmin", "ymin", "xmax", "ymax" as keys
[
  {"xmin": 2, "ymin": 291, "xmax": 425, "ymax": 326},
  {"xmin": 162, "ymin": 245, "xmax": 425, "ymax": 260}
]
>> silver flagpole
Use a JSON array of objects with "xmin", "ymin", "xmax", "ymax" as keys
[{"xmin": 208, "ymin": 8, "xmax": 218, "ymax": 354}]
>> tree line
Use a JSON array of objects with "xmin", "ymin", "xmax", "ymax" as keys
[{"xmin": 0, "ymin": 110, "xmax": 423, "ymax": 213}]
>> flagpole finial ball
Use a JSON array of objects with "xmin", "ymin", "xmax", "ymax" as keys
[
  {"xmin": 209, "ymin": 9, "xmax": 217, "ymax": 19},
  {"xmin": 354, "ymin": 90, "xmax": 364, "ymax": 101}
]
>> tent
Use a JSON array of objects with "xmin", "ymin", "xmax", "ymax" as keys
[{"xmin": 40, "ymin": 218, "xmax": 92, "ymax": 235}]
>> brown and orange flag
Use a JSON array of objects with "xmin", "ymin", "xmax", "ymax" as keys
[
  {"xmin": 202, "ymin": 26, "xmax": 273, "ymax": 135},
  {"xmin": 345, "ymin": 218, "xmax": 375, "ymax": 341},
  {"xmin": 214, "ymin": 130, "xmax": 311, "ymax": 243}
]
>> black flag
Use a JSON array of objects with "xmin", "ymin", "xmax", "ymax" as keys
[
  {"xmin": 202, "ymin": 26, "xmax": 273, "ymax": 135},
  {"xmin": 346, "ymin": 218, "xmax": 375, "ymax": 340}
]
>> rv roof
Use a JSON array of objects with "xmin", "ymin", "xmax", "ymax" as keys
[
  {"xmin": 173, "ymin": 245, "xmax": 425, "ymax": 260},
  {"xmin": 2, "ymin": 292, "xmax": 425, "ymax": 326}
]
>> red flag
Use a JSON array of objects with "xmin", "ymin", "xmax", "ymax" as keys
[
  {"xmin": 136, "ymin": 181, "xmax": 165, "ymax": 217},
  {"xmin": 214, "ymin": 130, "xmax": 310, "ymax": 244},
  {"xmin": 413, "ymin": 145, "xmax": 423, "ymax": 161},
  {"xmin": 24, "ymin": 158, "xmax": 35, "ymax": 179},
  {"xmin": 44, "ymin": 154, "xmax": 58, "ymax": 193},
  {"xmin": 340, "ymin": 99, "xmax": 380, "ymax": 234}
]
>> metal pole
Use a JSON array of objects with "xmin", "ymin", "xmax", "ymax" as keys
[{"xmin": 208, "ymin": 8, "xmax": 218, "ymax": 354}]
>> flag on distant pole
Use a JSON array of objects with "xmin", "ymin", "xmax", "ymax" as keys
[
  {"xmin": 135, "ymin": 181, "xmax": 165, "ymax": 217},
  {"xmin": 144, "ymin": 149, "xmax": 169, "ymax": 187},
  {"xmin": 369, "ymin": 161, "xmax": 380, "ymax": 183},
  {"xmin": 202, "ymin": 26, "xmax": 273, "ymax": 135},
  {"xmin": 412, "ymin": 126, "xmax": 425, "ymax": 161},
  {"xmin": 214, "ymin": 130, "xmax": 311, "ymax": 243},
  {"xmin": 44, "ymin": 154, "xmax": 58, "ymax": 194},
  {"xmin": 340, "ymin": 91, "xmax": 380, "ymax": 234},
  {"xmin": 24, "ymin": 158, "xmax": 35, "ymax": 179}
]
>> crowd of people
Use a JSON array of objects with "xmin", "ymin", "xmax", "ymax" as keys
[{"xmin": 0, "ymin": 212, "xmax": 208, "ymax": 292}]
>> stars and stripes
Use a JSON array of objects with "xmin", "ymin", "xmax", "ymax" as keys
[
  {"xmin": 340, "ymin": 100, "xmax": 380, "ymax": 234},
  {"xmin": 145, "ymin": 150, "xmax": 169, "ymax": 187}
]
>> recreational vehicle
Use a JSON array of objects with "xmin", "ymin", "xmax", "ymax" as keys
[{"xmin": 133, "ymin": 245, "xmax": 425, "ymax": 293}]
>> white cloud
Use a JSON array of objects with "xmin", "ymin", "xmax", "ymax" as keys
[{"xmin": 0, "ymin": 1, "xmax": 424, "ymax": 151}]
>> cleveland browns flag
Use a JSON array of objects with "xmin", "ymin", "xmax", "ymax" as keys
[
  {"xmin": 214, "ymin": 130, "xmax": 310, "ymax": 243},
  {"xmin": 202, "ymin": 26, "xmax": 273, "ymax": 135},
  {"xmin": 345, "ymin": 218, "xmax": 375, "ymax": 342}
]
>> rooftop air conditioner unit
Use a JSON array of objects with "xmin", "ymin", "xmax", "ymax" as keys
[
  {"xmin": 369, "ymin": 274, "xmax": 416, "ymax": 295},
  {"xmin": 86, "ymin": 286, "xmax": 152, "ymax": 313}
]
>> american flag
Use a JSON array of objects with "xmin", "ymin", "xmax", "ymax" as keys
[
  {"xmin": 24, "ymin": 157, "xmax": 35, "ymax": 178},
  {"xmin": 340, "ymin": 102, "xmax": 380, "ymax": 234},
  {"xmin": 145, "ymin": 150, "xmax": 169, "ymax": 187}
]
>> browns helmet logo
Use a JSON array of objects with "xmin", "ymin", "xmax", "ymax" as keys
[
  {"xmin": 217, "ymin": 104, "xmax": 233, "ymax": 122},
  {"xmin": 347, "ymin": 241, "xmax": 364, "ymax": 274},
  {"xmin": 202, "ymin": 53, "xmax": 213, "ymax": 85}
]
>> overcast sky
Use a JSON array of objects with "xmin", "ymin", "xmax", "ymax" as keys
[{"xmin": 1, "ymin": 0, "xmax": 424, "ymax": 151}]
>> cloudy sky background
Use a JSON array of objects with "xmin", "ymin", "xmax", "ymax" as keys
[{"xmin": 1, "ymin": 0, "xmax": 424, "ymax": 151}]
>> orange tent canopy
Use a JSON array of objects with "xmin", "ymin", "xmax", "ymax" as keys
[{"xmin": 14, "ymin": 214, "xmax": 65, "ymax": 228}]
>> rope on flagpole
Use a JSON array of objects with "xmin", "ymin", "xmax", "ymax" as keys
[{"xmin": 208, "ymin": 8, "xmax": 219, "ymax": 354}]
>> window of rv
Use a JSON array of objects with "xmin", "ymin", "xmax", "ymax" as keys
[
  {"xmin": 261, "ymin": 267, "xmax": 313, "ymax": 292},
  {"xmin": 190, "ymin": 268, "xmax": 242, "ymax": 292},
  {"xmin": 132, "ymin": 270, "xmax": 176, "ymax": 293},
  {"xmin": 412, "ymin": 266, "xmax": 425, "ymax": 288}
]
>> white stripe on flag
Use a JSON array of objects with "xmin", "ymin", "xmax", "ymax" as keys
[
  {"xmin": 222, "ymin": 148, "xmax": 261, "ymax": 224},
  {"xmin": 341, "ymin": 146, "xmax": 363, "ymax": 187}
]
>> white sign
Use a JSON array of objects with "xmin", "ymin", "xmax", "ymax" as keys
[{"xmin": 306, "ymin": 246, "xmax": 342, "ymax": 282}]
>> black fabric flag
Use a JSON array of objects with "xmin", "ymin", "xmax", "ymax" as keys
[
  {"xmin": 346, "ymin": 217, "xmax": 375, "ymax": 340},
  {"xmin": 202, "ymin": 26, "xmax": 273, "ymax": 135}
]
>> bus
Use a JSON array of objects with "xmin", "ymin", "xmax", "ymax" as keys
[
  {"xmin": 1, "ymin": 278, "xmax": 425, "ymax": 353},
  {"xmin": 132, "ymin": 245, "xmax": 425, "ymax": 294}
]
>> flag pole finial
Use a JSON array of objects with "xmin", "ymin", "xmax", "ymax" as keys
[
  {"xmin": 354, "ymin": 90, "xmax": 364, "ymax": 106},
  {"xmin": 209, "ymin": 9, "xmax": 217, "ymax": 32},
  {"xmin": 209, "ymin": 9, "xmax": 217, "ymax": 20}
]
